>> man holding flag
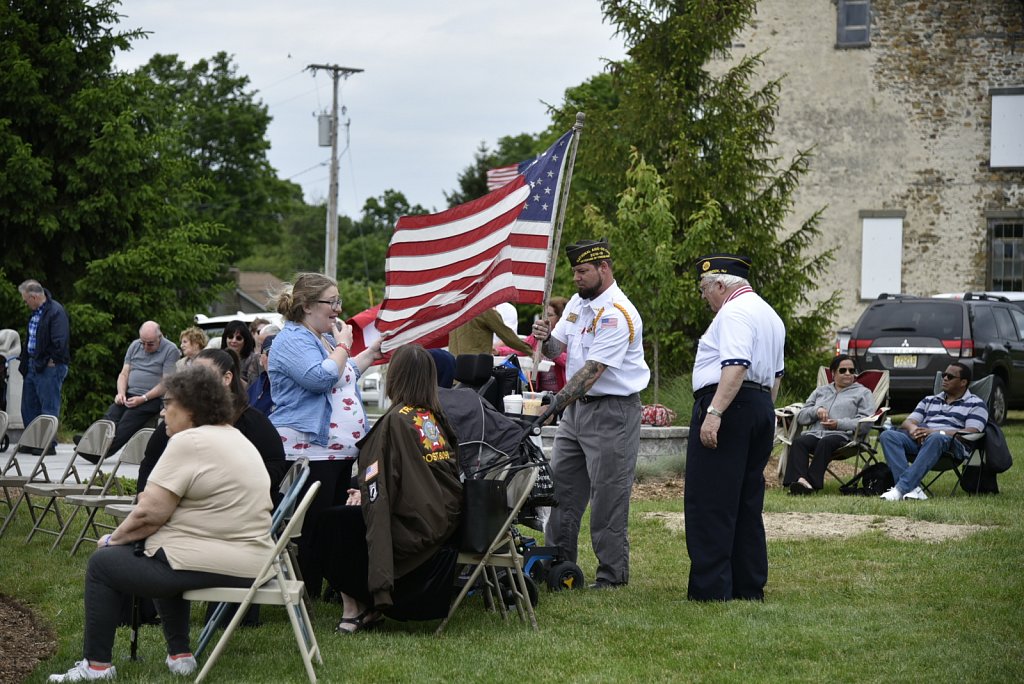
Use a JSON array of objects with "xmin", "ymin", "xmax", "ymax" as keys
[{"xmin": 531, "ymin": 239, "xmax": 649, "ymax": 589}]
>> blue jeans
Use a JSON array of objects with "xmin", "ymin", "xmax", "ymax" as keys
[
  {"xmin": 21, "ymin": 363, "xmax": 68, "ymax": 435},
  {"xmin": 879, "ymin": 429, "xmax": 964, "ymax": 493}
]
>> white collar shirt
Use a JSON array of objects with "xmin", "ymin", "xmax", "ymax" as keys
[
  {"xmin": 551, "ymin": 281, "xmax": 650, "ymax": 396},
  {"xmin": 692, "ymin": 287, "xmax": 786, "ymax": 391}
]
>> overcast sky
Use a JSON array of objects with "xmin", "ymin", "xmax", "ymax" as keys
[{"xmin": 112, "ymin": 1, "xmax": 627, "ymax": 217}]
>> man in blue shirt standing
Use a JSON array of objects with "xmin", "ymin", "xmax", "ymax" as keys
[{"xmin": 18, "ymin": 279, "xmax": 70, "ymax": 451}]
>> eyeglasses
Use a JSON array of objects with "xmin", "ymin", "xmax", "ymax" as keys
[
  {"xmin": 317, "ymin": 299, "xmax": 343, "ymax": 310},
  {"xmin": 835, "ymin": 367, "xmax": 856, "ymax": 375},
  {"xmin": 140, "ymin": 338, "xmax": 161, "ymax": 348},
  {"xmin": 942, "ymin": 373, "xmax": 962, "ymax": 381},
  {"xmin": 698, "ymin": 280, "xmax": 717, "ymax": 296}
]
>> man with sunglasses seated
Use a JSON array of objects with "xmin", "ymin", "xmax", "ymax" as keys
[
  {"xmin": 95, "ymin": 321, "xmax": 180, "ymax": 462},
  {"xmin": 878, "ymin": 362, "xmax": 988, "ymax": 501}
]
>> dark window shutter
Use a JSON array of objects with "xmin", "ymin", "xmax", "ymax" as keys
[{"xmin": 837, "ymin": 0, "xmax": 871, "ymax": 48}]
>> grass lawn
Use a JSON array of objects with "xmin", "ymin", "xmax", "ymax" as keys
[{"xmin": 3, "ymin": 416, "xmax": 1024, "ymax": 683}]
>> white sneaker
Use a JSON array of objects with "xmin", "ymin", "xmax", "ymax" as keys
[
  {"xmin": 166, "ymin": 654, "xmax": 198, "ymax": 676},
  {"xmin": 879, "ymin": 487, "xmax": 904, "ymax": 501},
  {"xmin": 49, "ymin": 661, "xmax": 116, "ymax": 682},
  {"xmin": 902, "ymin": 486, "xmax": 929, "ymax": 501}
]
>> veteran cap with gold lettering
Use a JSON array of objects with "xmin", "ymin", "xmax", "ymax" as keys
[
  {"xmin": 566, "ymin": 238, "xmax": 611, "ymax": 266},
  {"xmin": 695, "ymin": 253, "xmax": 752, "ymax": 279}
]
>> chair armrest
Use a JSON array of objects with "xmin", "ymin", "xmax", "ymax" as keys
[{"xmin": 956, "ymin": 431, "xmax": 984, "ymax": 445}]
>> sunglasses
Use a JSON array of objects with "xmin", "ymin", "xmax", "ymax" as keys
[
  {"xmin": 941, "ymin": 372, "xmax": 963, "ymax": 381},
  {"xmin": 835, "ymin": 367, "xmax": 856, "ymax": 375},
  {"xmin": 227, "ymin": 333, "xmax": 245, "ymax": 341}
]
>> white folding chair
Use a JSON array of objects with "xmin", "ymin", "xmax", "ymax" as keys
[
  {"xmin": 184, "ymin": 481, "xmax": 322, "ymax": 684},
  {"xmin": 436, "ymin": 465, "xmax": 540, "ymax": 634},
  {"xmin": 23, "ymin": 419, "xmax": 115, "ymax": 544},
  {"xmin": 61, "ymin": 427, "xmax": 153, "ymax": 555},
  {"xmin": 193, "ymin": 457, "xmax": 311, "ymax": 659},
  {"xmin": 0, "ymin": 414, "xmax": 60, "ymax": 537}
]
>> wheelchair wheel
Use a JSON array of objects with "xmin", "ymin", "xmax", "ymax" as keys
[
  {"xmin": 546, "ymin": 561, "xmax": 584, "ymax": 591},
  {"xmin": 499, "ymin": 572, "xmax": 540, "ymax": 609}
]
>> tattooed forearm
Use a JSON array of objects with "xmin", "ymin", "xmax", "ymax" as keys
[
  {"xmin": 551, "ymin": 360, "xmax": 607, "ymax": 413},
  {"xmin": 541, "ymin": 336, "xmax": 565, "ymax": 359}
]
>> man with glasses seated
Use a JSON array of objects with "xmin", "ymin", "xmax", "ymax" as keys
[
  {"xmin": 878, "ymin": 362, "xmax": 988, "ymax": 501},
  {"xmin": 96, "ymin": 321, "xmax": 180, "ymax": 462}
]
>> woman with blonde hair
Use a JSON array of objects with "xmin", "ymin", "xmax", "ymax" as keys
[
  {"xmin": 268, "ymin": 272, "xmax": 382, "ymax": 597},
  {"xmin": 176, "ymin": 326, "xmax": 208, "ymax": 371}
]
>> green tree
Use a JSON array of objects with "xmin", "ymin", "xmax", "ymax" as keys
[
  {"xmin": 134, "ymin": 52, "xmax": 299, "ymax": 263},
  {"xmin": 0, "ymin": 0, "xmax": 242, "ymax": 428},
  {"xmin": 551, "ymin": 0, "xmax": 836, "ymax": 392},
  {"xmin": 583, "ymin": 150, "xmax": 686, "ymax": 402}
]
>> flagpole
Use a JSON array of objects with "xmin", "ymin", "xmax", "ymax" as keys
[{"xmin": 532, "ymin": 111, "xmax": 585, "ymax": 385}]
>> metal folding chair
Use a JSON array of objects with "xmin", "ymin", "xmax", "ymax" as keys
[
  {"xmin": 23, "ymin": 419, "xmax": 115, "ymax": 544},
  {"xmin": 0, "ymin": 414, "xmax": 60, "ymax": 537},
  {"xmin": 61, "ymin": 427, "xmax": 153, "ymax": 555},
  {"xmin": 184, "ymin": 482, "xmax": 322, "ymax": 684},
  {"xmin": 436, "ymin": 464, "xmax": 540, "ymax": 634}
]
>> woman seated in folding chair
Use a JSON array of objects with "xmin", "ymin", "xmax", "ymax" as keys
[
  {"xmin": 783, "ymin": 355, "xmax": 875, "ymax": 495},
  {"xmin": 315, "ymin": 344, "xmax": 463, "ymax": 635},
  {"xmin": 49, "ymin": 366, "xmax": 275, "ymax": 682}
]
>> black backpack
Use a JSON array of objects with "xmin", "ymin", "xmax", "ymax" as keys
[{"xmin": 839, "ymin": 463, "xmax": 895, "ymax": 496}]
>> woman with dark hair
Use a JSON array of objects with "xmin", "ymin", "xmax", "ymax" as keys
[
  {"xmin": 48, "ymin": 366, "xmax": 274, "ymax": 681},
  {"xmin": 220, "ymin": 320, "xmax": 260, "ymax": 386},
  {"xmin": 784, "ymin": 354, "xmax": 875, "ymax": 494},
  {"xmin": 138, "ymin": 349, "xmax": 288, "ymax": 501},
  {"xmin": 316, "ymin": 344, "xmax": 462, "ymax": 633},
  {"xmin": 268, "ymin": 273, "xmax": 382, "ymax": 598}
]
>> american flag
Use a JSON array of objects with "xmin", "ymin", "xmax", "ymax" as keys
[
  {"xmin": 376, "ymin": 129, "xmax": 574, "ymax": 353},
  {"xmin": 486, "ymin": 162, "xmax": 524, "ymax": 192}
]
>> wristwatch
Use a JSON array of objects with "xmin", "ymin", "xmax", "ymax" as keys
[{"xmin": 707, "ymin": 405, "xmax": 724, "ymax": 418}]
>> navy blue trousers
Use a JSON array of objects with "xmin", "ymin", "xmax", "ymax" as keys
[{"xmin": 685, "ymin": 387, "xmax": 774, "ymax": 601}]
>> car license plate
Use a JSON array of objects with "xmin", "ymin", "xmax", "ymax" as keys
[{"xmin": 893, "ymin": 354, "xmax": 917, "ymax": 368}]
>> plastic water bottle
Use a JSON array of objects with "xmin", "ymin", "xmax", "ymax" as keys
[{"xmin": 882, "ymin": 416, "xmax": 893, "ymax": 430}]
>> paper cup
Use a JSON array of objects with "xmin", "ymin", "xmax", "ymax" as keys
[
  {"xmin": 522, "ymin": 391, "xmax": 543, "ymax": 416},
  {"xmin": 503, "ymin": 394, "xmax": 524, "ymax": 414}
]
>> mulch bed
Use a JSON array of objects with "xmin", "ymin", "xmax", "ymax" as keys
[{"xmin": 0, "ymin": 594, "xmax": 57, "ymax": 684}]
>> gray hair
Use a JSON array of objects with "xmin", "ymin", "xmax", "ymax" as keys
[
  {"xmin": 18, "ymin": 280, "xmax": 44, "ymax": 296},
  {"xmin": 701, "ymin": 273, "xmax": 749, "ymax": 289}
]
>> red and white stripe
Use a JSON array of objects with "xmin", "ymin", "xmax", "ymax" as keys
[
  {"xmin": 377, "ymin": 181, "xmax": 549, "ymax": 353},
  {"xmin": 485, "ymin": 163, "xmax": 520, "ymax": 191}
]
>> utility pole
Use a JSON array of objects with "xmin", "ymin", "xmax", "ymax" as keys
[{"xmin": 307, "ymin": 63, "xmax": 363, "ymax": 279}]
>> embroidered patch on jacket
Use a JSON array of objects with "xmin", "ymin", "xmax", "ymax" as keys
[
  {"xmin": 408, "ymin": 409, "xmax": 451, "ymax": 463},
  {"xmin": 599, "ymin": 316, "xmax": 618, "ymax": 329},
  {"xmin": 566, "ymin": 312, "xmax": 578, "ymax": 323},
  {"xmin": 368, "ymin": 481, "xmax": 378, "ymax": 503},
  {"xmin": 364, "ymin": 460, "xmax": 379, "ymax": 480}
]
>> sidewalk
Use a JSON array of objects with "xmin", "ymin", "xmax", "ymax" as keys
[{"xmin": 38, "ymin": 443, "xmax": 140, "ymax": 480}]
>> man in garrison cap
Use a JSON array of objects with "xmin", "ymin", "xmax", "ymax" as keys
[
  {"xmin": 687, "ymin": 253, "xmax": 786, "ymax": 601},
  {"xmin": 531, "ymin": 239, "xmax": 650, "ymax": 589}
]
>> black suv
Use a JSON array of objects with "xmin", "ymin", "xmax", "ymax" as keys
[{"xmin": 847, "ymin": 293, "xmax": 1024, "ymax": 423}]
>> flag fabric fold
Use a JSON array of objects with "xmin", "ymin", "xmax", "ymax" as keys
[{"xmin": 377, "ymin": 129, "xmax": 574, "ymax": 354}]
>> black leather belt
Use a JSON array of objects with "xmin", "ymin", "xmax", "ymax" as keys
[
  {"xmin": 693, "ymin": 381, "xmax": 770, "ymax": 399},
  {"xmin": 579, "ymin": 394, "xmax": 612, "ymax": 404}
]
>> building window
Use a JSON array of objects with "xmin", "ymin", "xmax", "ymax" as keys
[
  {"xmin": 990, "ymin": 88, "xmax": 1024, "ymax": 168},
  {"xmin": 836, "ymin": 0, "xmax": 871, "ymax": 49},
  {"xmin": 990, "ymin": 218, "xmax": 1024, "ymax": 291},
  {"xmin": 859, "ymin": 211, "xmax": 903, "ymax": 299}
]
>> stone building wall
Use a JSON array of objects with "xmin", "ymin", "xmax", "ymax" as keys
[{"xmin": 723, "ymin": 0, "xmax": 1024, "ymax": 328}]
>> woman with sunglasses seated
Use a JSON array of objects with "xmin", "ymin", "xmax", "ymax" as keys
[
  {"xmin": 48, "ymin": 366, "xmax": 274, "ymax": 682},
  {"xmin": 219, "ymin": 320, "xmax": 261, "ymax": 386},
  {"xmin": 784, "ymin": 354, "xmax": 874, "ymax": 495}
]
